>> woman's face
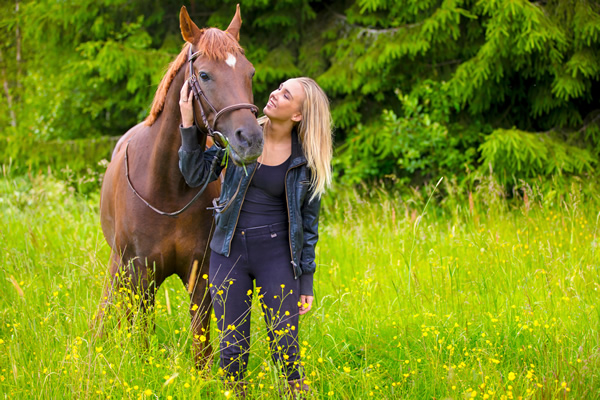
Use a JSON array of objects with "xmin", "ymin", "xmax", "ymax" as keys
[{"xmin": 263, "ymin": 79, "xmax": 305, "ymax": 123}]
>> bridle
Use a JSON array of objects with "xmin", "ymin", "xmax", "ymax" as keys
[
  {"xmin": 124, "ymin": 44, "xmax": 259, "ymax": 218},
  {"xmin": 187, "ymin": 44, "xmax": 258, "ymax": 148}
]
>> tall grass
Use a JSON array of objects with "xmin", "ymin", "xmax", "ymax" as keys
[{"xmin": 1, "ymin": 171, "xmax": 599, "ymax": 399}]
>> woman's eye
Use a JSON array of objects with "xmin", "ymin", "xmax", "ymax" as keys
[{"xmin": 199, "ymin": 72, "xmax": 210, "ymax": 81}]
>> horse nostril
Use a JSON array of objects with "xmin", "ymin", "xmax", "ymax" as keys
[{"xmin": 235, "ymin": 129, "xmax": 250, "ymax": 147}]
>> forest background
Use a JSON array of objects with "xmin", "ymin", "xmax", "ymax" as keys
[{"xmin": 1, "ymin": 0, "xmax": 599, "ymax": 192}]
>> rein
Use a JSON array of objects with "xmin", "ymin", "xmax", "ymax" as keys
[
  {"xmin": 124, "ymin": 141, "xmax": 219, "ymax": 217},
  {"xmin": 123, "ymin": 44, "xmax": 259, "ymax": 218}
]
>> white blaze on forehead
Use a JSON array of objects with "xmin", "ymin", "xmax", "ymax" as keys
[{"xmin": 225, "ymin": 53, "xmax": 237, "ymax": 68}]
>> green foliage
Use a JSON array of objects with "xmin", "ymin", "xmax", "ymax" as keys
[
  {"xmin": 5, "ymin": 0, "xmax": 176, "ymax": 139},
  {"xmin": 319, "ymin": 0, "xmax": 600, "ymax": 186},
  {"xmin": 1, "ymin": 0, "xmax": 600, "ymax": 185},
  {"xmin": 2, "ymin": 133, "xmax": 117, "ymax": 182},
  {"xmin": 480, "ymin": 128, "xmax": 595, "ymax": 180},
  {"xmin": 335, "ymin": 80, "xmax": 484, "ymax": 185}
]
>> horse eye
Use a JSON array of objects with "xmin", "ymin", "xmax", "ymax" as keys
[{"xmin": 199, "ymin": 72, "xmax": 210, "ymax": 81}]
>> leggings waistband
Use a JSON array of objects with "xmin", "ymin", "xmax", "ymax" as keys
[{"xmin": 236, "ymin": 221, "xmax": 288, "ymax": 237}]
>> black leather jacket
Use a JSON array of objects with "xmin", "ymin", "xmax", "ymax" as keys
[{"xmin": 178, "ymin": 125, "xmax": 320, "ymax": 295}]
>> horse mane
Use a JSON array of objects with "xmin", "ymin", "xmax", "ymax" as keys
[{"xmin": 144, "ymin": 28, "xmax": 244, "ymax": 126}]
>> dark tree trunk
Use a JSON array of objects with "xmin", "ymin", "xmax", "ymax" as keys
[{"xmin": 0, "ymin": 48, "xmax": 17, "ymax": 128}]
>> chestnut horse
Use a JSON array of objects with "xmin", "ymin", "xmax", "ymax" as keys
[{"xmin": 96, "ymin": 6, "xmax": 262, "ymax": 367}]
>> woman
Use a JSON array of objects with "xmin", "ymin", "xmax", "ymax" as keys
[{"xmin": 178, "ymin": 77, "xmax": 332, "ymax": 395}]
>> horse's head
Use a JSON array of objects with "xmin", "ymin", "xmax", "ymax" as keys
[{"xmin": 180, "ymin": 5, "xmax": 263, "ymax": 165}]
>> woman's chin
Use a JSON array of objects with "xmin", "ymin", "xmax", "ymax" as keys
[{"xmin": 264, "ymin": 106, "xmax": 281, "ymax": 120}]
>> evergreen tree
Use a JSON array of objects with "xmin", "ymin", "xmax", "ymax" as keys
[
  {"xmin": 1, "ymin": 0, "xmax": 599, "ymax": 185},
  {"xmin": 313, "ymin": 0, "xmax": 600, "ymax": 184}
]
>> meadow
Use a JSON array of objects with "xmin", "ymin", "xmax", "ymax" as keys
[{"xmin": 1, "ymin": 171, "xmax": 599, "ymax": 399}]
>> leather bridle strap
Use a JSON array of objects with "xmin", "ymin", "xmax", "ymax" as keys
[{"xmin": 187, "ymin": 45, "xmax": 258, "ymax": 148}]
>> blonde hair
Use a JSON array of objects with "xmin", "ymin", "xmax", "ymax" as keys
[
  {"xmin": 258, "ymin": 78, "xmax": 333, "ymax": 201},
  {"xmin": 295, "ymin": 77, "xmax": 333, "ymax": 201}
]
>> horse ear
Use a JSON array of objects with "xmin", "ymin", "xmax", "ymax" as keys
[
  {"xmin": 226, "ymin": 4, "xmax": 242, "ymax": 42},
  {"xmin": 180, "ymin": 6, "xmax": 202, "ymax": 44}
]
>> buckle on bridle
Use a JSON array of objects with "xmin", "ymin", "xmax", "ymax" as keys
[
  {"xmin": 212, "ymin": 131, "xmax": 228, "ymax": 149},
  {"xmin": 207, "ymin": 197, "xmax": 225, "ymax": 213}
]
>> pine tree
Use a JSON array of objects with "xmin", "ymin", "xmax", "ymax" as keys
[
  {"xmin": 310, "ymin": 0, "xmax": 600, "ymax": 183},
  {"xmin": 2, "ymin": 0, "xmax": 599, "ymax": 184}
]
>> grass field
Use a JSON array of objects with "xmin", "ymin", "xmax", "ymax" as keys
[{"xmin": 1, "ymin": 173, "xmax": 599, "ymax": 399}]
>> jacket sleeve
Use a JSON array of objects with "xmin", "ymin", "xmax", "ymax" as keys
[
  {"xmin": 299, "ymin": 190, "xmax": 321, "ymax": 296},
  {"xmin": 178, "ymin": 124, "xmax": 226, "ymax": 187}
]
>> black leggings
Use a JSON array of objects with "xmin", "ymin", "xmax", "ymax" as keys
[{"xmin": 209, "ymin": 221, "xmax": 301, "ymax": 381}]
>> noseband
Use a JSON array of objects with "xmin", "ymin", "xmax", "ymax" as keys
[{"xmin": 187, "ymin": 45, "xmax": 259, "ymax": 148}]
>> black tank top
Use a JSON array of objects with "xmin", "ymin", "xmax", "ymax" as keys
[{"xmin": 237, "ymin": 156, "xmax": 291, "ymax": 229}]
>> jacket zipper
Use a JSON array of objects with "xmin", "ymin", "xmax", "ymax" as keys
[
  {"xmin": 285, "ymin": 160, "xmax": 307, "ymax": 280},
  {"xmin": 227, "ymin": 165, "xmax": 258, "ymax": 255}
]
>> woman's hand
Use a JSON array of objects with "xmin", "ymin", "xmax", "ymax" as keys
[
  {"xmin": 299, "ymin": 295, "xmax": 313, "ymax": 315},
  {"xmin": 179, "ymin": 80, "xmax": 194, "ymax": 128}
]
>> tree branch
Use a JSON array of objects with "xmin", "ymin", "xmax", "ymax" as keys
[
  {"xmin": 426, "ymin": 59, "xmax": 463, "ymax": 68},
  {"xmin": 577, "ymin": 111, "xmax": 600, "ymax": 134},
  {"xmin": 330, "ymin": 8, "xmax": 423, "ymax": 38}
]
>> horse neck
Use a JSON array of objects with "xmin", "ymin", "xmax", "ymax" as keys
[{"xmin": 147, "ymin": 70, "xmax": 204, "ymax": 190}]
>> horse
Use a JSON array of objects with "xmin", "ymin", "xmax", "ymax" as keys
[{"xmin": 95, "ymin": 5, "xmax": 263, "ymax": 368}]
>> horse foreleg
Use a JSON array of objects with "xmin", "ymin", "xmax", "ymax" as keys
[
  {"xmin": 93, "ymin": 253, "xmax": 157, "ymax": 335},
  {"xmin": 121, "ymin": 257, "xmax": 158, "ymax": 334},
  {"xmin": 189, "ymin": 261, "xmax": 213, "ymax": 371},
  {"xmin": 91, "ymin": 250, "xmax": 122, "ymax": 335}
]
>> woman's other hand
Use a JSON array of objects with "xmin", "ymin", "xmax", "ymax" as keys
[
  {"xmin": 179, "ymin": 80, "xmax": 194, "ymax": 128},
  {"xmin": 299, "ymin": 295, "xmax": 313, "ymax": 315}
]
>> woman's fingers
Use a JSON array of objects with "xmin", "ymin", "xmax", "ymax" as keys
[
  {"xmin": 179, "ymin": 81, "xmax": 194, "ymax": 128},
  {"xmin": 299, "ymin": 295, "xmax": 313, "ymax": 315},
  {"xmin": 180, "ymin": 80, "xmax": 188, "ymax": 99}
]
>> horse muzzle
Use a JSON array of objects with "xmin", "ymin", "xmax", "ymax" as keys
[{"xmin": 226, "ymin": 124, "xmax": 263, "ymax": 166}]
